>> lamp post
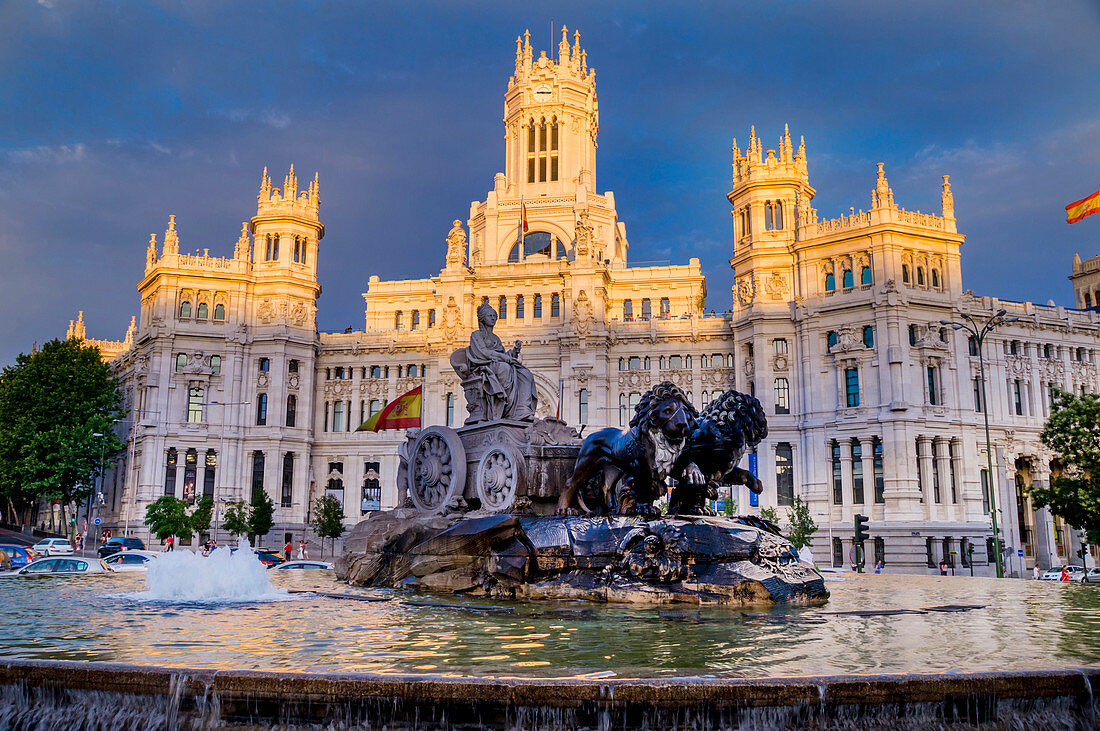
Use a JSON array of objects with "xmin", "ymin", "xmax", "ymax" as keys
[
  {"xmin": 941, "ymin": 309, "xmax": 1018, "ymax": 579},
  {"xmin": 90, "ymin": 432, "xmax": 106, "ymax": 554}
]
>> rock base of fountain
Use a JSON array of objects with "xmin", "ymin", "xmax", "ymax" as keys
[{"xmin": 336, "ymin": 510, "xmax": 827, "ymax": 605}]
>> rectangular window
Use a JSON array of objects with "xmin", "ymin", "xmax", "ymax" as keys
[
  {"xmin": 916, "ymin": 438, "xmax": 924, "ymax": 501},
  {"xmin": 533, "ymin": 295, "xmax": 543, "ymax": 318},
  {"xmin": 333, "ymin": 400, "xmax": 345, "ymax": 432},
  {"xmin": 362, "ymin": 461, "xmax": 381, "ymax": 514},
  {"xmin": 286, "ymin": 394, "xmax": 296, "ymax": 428},
  {"xmin": 774, "ymin": 377, "xmax": 790, "ymax": 414},
  {"xmin": 986, "ymin": 537, "xmax": 996, "ymax": 563},
  {"xmin": 926, "ymin": 537, "xmax": 936, "ymax": 568},
  {"xmin": 164, "ymin": 449, "xmax": 177, "ymax": 497},
  {"xmin": 776, "ymin": 443, "xmax": 793, "ymax": 506},
  {"xmin": 202, "ymin": 450, "xmax": 216, "ymax": 499},
  {"xmin": 641, "ymin": 299, "xmax": 651, "ymax": 320},
  {"xmin": 833, "ymin": 538, "xmax": 844, "ymax": 568},
  {"xmin": 948, "ymin": 441, "xmax": 958, "ymax": 503},
  {"xmin": 1014, "ymin": 380, "xmax": 1024, "ymax": 415},
  {"xmin": 873, "ymin": 438, "xmax": 885, "ymax": 504},
  {"xmin": 624, "ymin": 300, "xmax": 633, "ymax": 320},
  {"xmin": 187, "ymin": 386, "xmax": 204, "ymax": 423},
  {"xmin": 845, "ymin": 368, "xmax": 860, "ymax": 407},
  {"xmin": 974, "ymin": 377, "xmax": 984, "ymax": 413},
  {"xmin": 579, "ymin": 388, "xmax": 589, "ymax": 425},
  {"xmin": 281, "ymin": 452, "xmax": 293, "ymax": 508},
  {"xmin": 326, "ymin": 461, "xmax": 344, "ymax": 503},
  {"xmin": 980, "ymin": 468, "xmax": 991, "ymax": 514},
  {"xmin": 932, "ymin": 440, "xmax": 942, "ymax": 503},
  {"xmin": 851, "ymin": 441, "xmax": 865, "ymax": 504},
  {"xmin": 251, "ymin": 450, "xmax": 265, "ymax": 496},
  {"xmin": 773, "ymin": 338, "xmax": 788, "ymax": 356},
  {"xmin": 927, "ymin": 366, "xmax": 938, "ymax": 405},
  {"xmin": 323, "ymin": 401, "xmax": 329, "ymax": 432},
  {"xmin": 256, "ymin": 393, "xmax": 268, "ymax": 426},
  {"xmin": 832, "ymin": 441, "xmax": 843, "ymax": 504},
  {"xmin": 446, "ymin": 393, "xmax": 454, "ymax": 427},
  {"xmin": 873, "ymin": 537, "xmax": 885, "ymax": 567},
  {"xmin": 551, "ymin": 294, "xmax": 560, "ymax": 318}
]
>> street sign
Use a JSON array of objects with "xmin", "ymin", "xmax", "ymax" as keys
[
  {"xmin": 93, "ymin": 518, "xmax": 101, "ymax": 526},
  {"xmin": 748, "ymin": 452, "xmax": 759, "ymax": 507},
  {"xmin": 1017, "ymin": 549, "xmax": 1024, "ymax": 557}
]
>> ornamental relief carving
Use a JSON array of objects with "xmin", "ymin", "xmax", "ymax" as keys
[
  {"xmin": 773, "ymin": 354, "xmax": 789, "ymax": 372},
  {"xmin": 1071, "ymin": 361, "xmax": 1097, "ymax": 383},
  {"xmin": 743, "ymin": 356, "xmax": 755, "ymax": 378},
  {"xmin": 323, "ymin": 380, "xmax": 352, "ymax": 397},
  {"xmin": 701, "ymin": 368, "xmax": 735, "ymax": 387},
  {"xmin": 617, "ymin": 371, "xmax": 651, "ymax": 390},
  {"xmin": 764, "ymin": 272, "xmax": 789, "ymax": 300},
  {"xmin": 1005, "ymin": 355, "xmax": 1031, "ymax": 377},
  {"xmin": 736, "ymin": 275, "xmax": 755, "ymax": 306},
  {"xmin": 359, "ymin": 380, "xmax": 387, "ymax": 397},
  {"xmin": 287, "ymin": 374, "xmax": 300, "ymax": 391},
  {"xmin": 257, "ymin": 372, "xmax": 269, "ymax": 389},
  {"xmin": 1039, "ymin": 359, "xmax": 1066, "ymax": 380},
  {"xmin": 658, "ymin": 368, "xmax": 692, "ymax": 389}
]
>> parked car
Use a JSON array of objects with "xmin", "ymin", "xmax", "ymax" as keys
[
  {"xmin": 1039, "ymin": 566, "xmax": 1064, "ymax": 581},
  {"xmin": 270, "ymin": 560, "xmax": 334, "ymax": 571},
  {"xmin": 1063, "ymin": 566, "xmax": 1086, "ymax": 581},
  {"xmin": 17, "ymin": 557, "xmax": 111, "ymax": 575},
  {"xmin": 101, "ymin": 550, "xmax": 159, "ymax": 572},
  {"xmin": 97, "ymin": 537, "xmax": 147, "ymax": 558},
  {"xmin": 32, "ymin": 538, "xmax": 74, "ymax": 556},
  {"xmin": 0, "ymin": 544, "xmax": 34, "ymax": 570},
  {"xmin": 229, "ymin": 547, "xmax": 285, "ymax": 567},
  {"xmin": 1077, "ymin": 568, "xmax": 1100, "ymax": 583}
]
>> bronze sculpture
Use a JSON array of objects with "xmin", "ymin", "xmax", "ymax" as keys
[{"xmin": 450, "ymin": 302, "xmax": 538, "ymax": 423}]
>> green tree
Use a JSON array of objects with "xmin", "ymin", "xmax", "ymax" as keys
[
  {"xmin": 311, "ymin": 494, "xmax": 345, "ymax": 559},
  {"xmin": 785, "ymin": 495, "xmax": 818, "ymax": 551},
  {"xmin": 247, "ymin": 487, "xmax": 275, "ymax": 546},
  {"xmin": 1032, "ymin": 390, "xmax": 1100, "ymax": 545},
  {"xmin": 222, "ymin": 500, "xmax": 250, "ymax": 539},
  {"xmin": 0, "ymin": 338, "xmax": 125, "ymax": 534},
  {"xmin": 190, "ymin": 496, "xmax": 214, "ymax": 536},
  {"xmin": 759, "ymin": 505, "xmax": 780, "ymax": 525},
  {"xmin": 144, "ymin": 496, "xmax": 194, "ymax": 542}
]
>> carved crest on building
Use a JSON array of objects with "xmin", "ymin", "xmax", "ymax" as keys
[{"xmin": 764, "ymin": 272, "xmax": 788, "ymax": 300}]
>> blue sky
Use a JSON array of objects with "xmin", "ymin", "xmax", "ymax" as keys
[{"xmin": 1, "ymin": 1, "xmax": 1098, "ymax": 364}]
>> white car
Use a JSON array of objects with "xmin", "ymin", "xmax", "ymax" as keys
[
  {"xmin": 32, "ymin": 538, "xmax": 74, "ymax": 556},
  {"xmin": 17, "ymin": 557, "xmax": 110, "ymax": 575},
  {"xmin": 270, "ymin": 560, "xmax": 334, "ymax": 571},
  {"xmin": 1039, "ymin": 566, "xmax": 1065, "ymax": 580},
  {"xmin": 1078, "ymin": 568, "xmax": 1100, "ymax": 583},
  {"xmin": 101, "ymin": 550, "xmax": 159, "ymax": 572}
]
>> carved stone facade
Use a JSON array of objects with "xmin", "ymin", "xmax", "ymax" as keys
[{"xmin": 72, "ymin": 29, "xmax": 1100, "ymax": 574}]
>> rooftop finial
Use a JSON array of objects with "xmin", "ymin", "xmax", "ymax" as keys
[
  {"xmin": 941, "ymin": 174, "xmax": 954, "ymax": 219},
  {"xmin": 235, "ymin": 221, "xmax": 251, "ymax": 261},
  {"xmin": 872, "ymin": 162, "xmax": 894, "ymax": 209},
  {"xmin": 146, "ymin": 232, "xmax": 158, "ymax": 269},
  {"xmin": 162, "ymin": 214, "xmax": 179, "ymax": 255},
  {"xmin": 559, "ymin": 25, "xmax": 571, "ymax": 65}
]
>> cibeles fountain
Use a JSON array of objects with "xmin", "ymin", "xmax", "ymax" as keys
[{"xmin": 337, "ymin": 302, "xmax": 826, "ymax": 605}]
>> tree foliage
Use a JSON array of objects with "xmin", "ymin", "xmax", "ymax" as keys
[
  {"xmin": 311, "ymin": 494, "xmax": 345, "ymax": 558},
  {"xmin": 248, "ymin": 487, "xmax": 275, "ymax": 543},
  {"xmin": 0, "ymin": 338, "xmax": 125, "ymax": 531},
  {"xmin": 1033, "ymin": 390, "xmax": 1100, "ymax": 545},
  {"xmin": 144, "ymin": 496, "xmax": 194, "ymax": 542},
  {"xmin": 190, "ymin": 496, "xmax": 214, "ymax": 535},
  {"xmin": 758, "ymin": 505, "xmax": 779, "ymax": 524},
  {"xmin": 221, "ymin": 500, "xmax": 250, "ymax": 538},
  {"xmin": 785, "ymin": 495, "xmax": 818, "ymax": 551}
]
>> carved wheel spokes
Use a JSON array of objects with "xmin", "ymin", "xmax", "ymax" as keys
[
  {"xmin": 408, "ymin": 426, "xmax": 466, "ymax": 514},
  {"xmin": 476, "ymin": 445, "xmax": 525, "ymax": 513}
]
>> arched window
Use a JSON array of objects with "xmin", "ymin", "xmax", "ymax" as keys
[
  {"xmin": 285, "ymin": 394, "xmax": 296, "ymax": 427},
  {"xmin": 164, "ymin": 448, "xmax": 177, "ymax": 497},
  {"xmin": 175, "ymin": 353, "xmax": 187, "ymax": 372},
  {"xmin": 272, "ymin": 234, "xmax": 279, "ymax": 261},
  {"xmin": 445, "ymin": 393, "xmax": 455, "ymax": 426},
  {"xmin": 825, "ymin": 273, "xmax": 836, "ymax": 292},
  {"xmin": 842, "ymin": 269, "xmax": 854, "ymax": 289},
  {"xmin": 265, "ymin": 234, "xmax": 272, "ymax": 261},
  {"xmin": 210, "ymin": 355, "xmax": 221, "ymax": 375},
  {"xmin": 213, "ymin": 303, "xmax": 225, "ymax": 321},
  {"xmin": 641, "ymin": 299, "xmax": 652, "ymax": 320},
  {"xmin": 498, "ymin": 296, "xmax": 508, "ymax": 319},
  {"xmin": 619, "ymin": 393, "xmax": 627, "ymax": 426},
  {"xmin": 902, "ymin": 264, "xmax": 910, "ymax": 284},
  {"xmin": 551, "ymin": 293, "xmax": 560, "ymax": 318},
  {"xmin": 917, "ymin": 267, "xmax": 925, "ymax": 286},
  {"xmin": 281, "ymin": 452, "xmax": 294, "ymax": 507},
  {"xmin": 644, "ymin": 356, "xmax": 651, "ymax": 369},
  {"xmin": 534, "ymin": 294, "xmax": 543, "ymax": 318},
  {"xmin": 660, "ymin": 298, "xmax": 670, "ymax": 318},
  {"xmin": 179, "ymin": 301, "xmax": 192, "ymax": 319},
  {"xmin": 629, "ymin": 356, "xmax": 641, "ymax": 370},
  {"xmin": 407, "ymin": 364, "xmax": 418, "ymax": 378},
  {"xmin": 619, "ymin": 357, "xmax": 626, "ymax": 371},
  {"xmin": 774, "ymin": 201, "xmax": 783, "ymax": 230},
  {"xmin": 860, "ymin": 266, "xmax": 872, "ymax": 286},
  {"xmin": 579, "ymin": 388, "xmax": 588, "ymax": 425},
  {"xmin": 516, "ymin": 295, "xmax": 525, "ymax": 319},
  {"xmin": 370, "ymin": 365, "xmax": 381, "ymax": 378},
  {"xmin": 411, "ymin": 311, "xmax": 420, "ymax": 330},
  {"xmin": 196, "ymin": 302, "xmax": 208, "ymax": 320},
  {"xmin": 827, "ymin": 331, "xmax": 838, "ymax": 350},
  {"xmin": 862, "ymin": 326, "xmax": 874, "ymax": 348},
  {"xmin": 293, "ymin": 236, "xmax": 301, "ymax": 263},
  {"xmin": 395, "ymin": 311, "xmax": 403, "ymax": 330},
  {"xmin": 764, "ymin": 201, "xmax": 774, "ymax": 231},
  {"xmin": 931, "ymin": 269, "xmax": 940, "ymax": 288}
]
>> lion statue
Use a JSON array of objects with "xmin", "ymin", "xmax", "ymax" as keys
[
  {"xmin": 557, "ymin": 381, "xmax": 704, "ymax": 516},
  {"xmin": 669, "ymin": 389, "xmax": 768, "ymax": 515}
]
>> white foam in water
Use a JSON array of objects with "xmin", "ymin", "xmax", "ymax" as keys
[{"xmin": 136, "ymin": 540, "xmax": 291, "ymax": 603}]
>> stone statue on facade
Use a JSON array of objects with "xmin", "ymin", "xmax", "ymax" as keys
[{"xmin": 450, "ymin": 302, "xmax": 538, "ymax": 423}]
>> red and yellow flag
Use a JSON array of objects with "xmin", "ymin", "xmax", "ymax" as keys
[
  {"xmin": 1066, "ymin": 189, "xmax": 1100, "ymax": 224},
  {"xmin": 357, "ymin": 386, "xmax": 421, "ymax": 431},
  {"xmin": 521, "ymin": 202, "xmax": 529, "ymax": 233}
]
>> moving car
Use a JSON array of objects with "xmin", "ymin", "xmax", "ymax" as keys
[
  {"xmin": 1063, "ymin": 566, "xmax": 1086, "ymax": 581},
  {"xmin": 1039, "ymin": 566, "xmax": 1064, "ymax": 580},
  {"xmin": 31, "ymin": 538, "xmax": 74, "ymax": 556},
  {"xmin": 270, "ymin": 560, "xmax": 334, "ymax": 571},
  {"xmin": 97, "ymin": 537, "xmax": 147, "ymax": 558},
  {"xmin": 17, "ymin": 557, "xmax": 111, "ymax": 574},
  {"xmin": 229, "ymin": 547, "xmax": 286, "ymax": 567},
  {"xmin": 0, "ymin": 544, "xmax": 34, "ymax": 570},
  {"xmin": 101, "ymin": 550, "xmax": 159, "ymax": 572},
  {"xmin": 1077, "ymin": 567, "xmax": 1100, "ymax": 583}
]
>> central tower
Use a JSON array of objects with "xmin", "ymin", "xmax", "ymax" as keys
[{"xmin": 504, "ymin": 27, "xmax": 599, "ymax": 197}]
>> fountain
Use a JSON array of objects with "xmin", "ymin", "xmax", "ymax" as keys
[{"xmin": 1, "ymin": 307, "xmax": 1097, "ymax": 728}]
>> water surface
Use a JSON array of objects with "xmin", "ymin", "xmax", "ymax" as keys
[{"xmin": 2, "ymin": 571, "xmax": 1098, "ymax": 678}]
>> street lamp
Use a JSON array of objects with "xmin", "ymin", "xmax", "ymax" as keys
[
  {"xmin": 90, "ymin": 432, "xmax": 106, "ymax": 553},
  {"xmin": 941, "ymin": 308, "xmax": 1018, "ymax": 579}
]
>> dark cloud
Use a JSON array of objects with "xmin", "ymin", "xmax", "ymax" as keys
[{"xmin": 1, "ymin": 1, "xmax": 1098, "ymax": 362}]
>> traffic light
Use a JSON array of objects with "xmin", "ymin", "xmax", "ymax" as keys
[{"xmin": 854, "ymin": 514, "xmax": 870, "ymax": 544}]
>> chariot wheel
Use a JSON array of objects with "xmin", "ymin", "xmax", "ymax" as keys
[
  {"xmin": 476, "ymin": 444, "xmax": 525, "ymax": 513},
  {"xmin": 407, "ymin": 426, "xmax": 466, "ymax": 514}
]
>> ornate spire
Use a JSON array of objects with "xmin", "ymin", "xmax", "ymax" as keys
[
  {"xmin": 124, "ymin": 316, "xmax": 136, "ymax": 347},
  {"xmin": 797, "ymin": 135, "xmax": 806, "ymax": 159},
  {"xmin": 749, "ymin": 125, "xmax": 758, "ymax": 161},
  {"xmin": 235, "ymin": 222, "xmax": 251, "ymax": 261},
  {"xmin": 259, "ymin": 165, "xmax": 271, "ymax": 201},
  {"xmin": 572, "ymin": 29, "xmax": 581, "ymax": 72},
  {"xmin": 284, "ymin": 164, "xmax": 298, "ymax": 200},
  {"xmin": 559, "ymin": 25, "xmax": 571, "ymax": 65},
  {"xmin": 445, "ymin": 219, "xmax": 468, "ymax": 269},
  {"xmin": 514, "ymin": 35, "xmax": 523, "ymax": 76},
  {"xmin": 872, "ymin": 162, "xmax": 894, "ymax": 209},
  {"xmin": 941, "ymin": 174, "xmax": 954, "ymax": 219},
  {"xmin": 162, "ymin": 214, "xmax": 179, "ymax": 255},
  {"xmin": 523, "ymin": 29, "xmax": 532, "ymax": 68},
  {"xmin": 146, "ymin": 233, "xmax": 158, "ymax": 270},
  {"xmin": 68, "ymin": 310, "xmax": 86, "ymax": 341},
  {"xmin": 780, "ymin": 123, "xmax": 793, "ymax": 164}
]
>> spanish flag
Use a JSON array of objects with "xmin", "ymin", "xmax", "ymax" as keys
[
  {"xmin": 1066, "ymin": 189, "xmax": 1100, "ymax": 224},
  {"xmin": 357, "ymin": 385, "xmax": 422, "ymax": 431}
]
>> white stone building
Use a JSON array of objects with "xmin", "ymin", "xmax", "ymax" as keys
[{"xmin": 76, "ymin": 28, "xmax": 1098, "ymax": 574}]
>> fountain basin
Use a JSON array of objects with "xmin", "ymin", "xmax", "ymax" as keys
[{"xmin": 2, "ymin": 659, "xmax": 1097, "ymax": 729}]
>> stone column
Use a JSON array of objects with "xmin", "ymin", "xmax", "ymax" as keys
[
  {"xmin": 917, "ymin": 435, "xmax": 934, "ymax": 521},
  {"xmin": 860, "ymin": 436, "xmax": 876, "ymax": 510}
]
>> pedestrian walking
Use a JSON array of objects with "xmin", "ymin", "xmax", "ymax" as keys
[
  {"xmin": 1061, "ymin": 566, "xmax": 1070, "ymax": 581},
  {"xmin": 164, "ymin": 535, "xmax": 174, "ymax": 552},
  {"xmin": 1033, "ymin": 565, "xmax": 1041, "ymax": 580},
  {"xmin": 938, "ymin": 559, "xmax": 948, "ymax": 576},
  {"xmin": 284, "ymin": 540, "xmax": 293, "ymax": 562},
  {"xmin": 874, "ymin": 560, "xmax": 883, "ymax": 574},
  {"xmin": 302, "ymin": 541, "xmax": 309, "ymax": 559},
  {"xmin": 297, "ymin": 541, "xmax": 305, "ymax": 560}
]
